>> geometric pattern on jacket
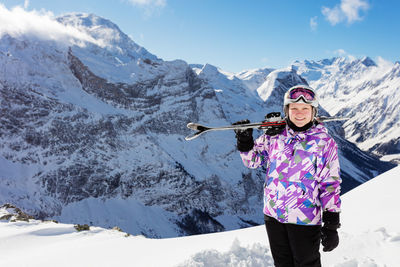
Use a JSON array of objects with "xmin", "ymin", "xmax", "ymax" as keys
[{"xmin": 240, "ymin": 123, "xmax": 341, "ymax": 225}]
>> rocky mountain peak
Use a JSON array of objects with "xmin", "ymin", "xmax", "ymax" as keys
[
  {"xmin": 257, "ymin": 68, "xmax": 307, "ymax": 102},
  {"xmin": 58, "ymin": 13, "xmax": 160, "ymax": 73},
  {"xmin": 361, "ymin": 56, "xmax": 377, "ymax": 67}
]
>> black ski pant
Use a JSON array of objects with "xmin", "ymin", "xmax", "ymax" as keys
[{"xmin": 264, "ymin": 215, "xmax": 322, "ymax": 267}]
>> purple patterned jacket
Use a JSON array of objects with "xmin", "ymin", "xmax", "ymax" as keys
[{"xmin": 240, "ymin": 123, "xmax": 341, "ymax": 225}]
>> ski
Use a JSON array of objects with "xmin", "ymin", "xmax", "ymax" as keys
[{"xmin": 185, "ymin": 116, "xmax": 349, "ymax": 141}]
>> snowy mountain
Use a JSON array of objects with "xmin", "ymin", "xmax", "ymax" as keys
[
  {"xmin": 1, "ymin": 166, "xmax": 399, "ymax": 267},
  {"xmin": 292, "ymin": 57, "xmax": 400, "ymax": 163},
  {"xmin": 0, "ymin": 11, "xmax": 395, "ymax": 238}
]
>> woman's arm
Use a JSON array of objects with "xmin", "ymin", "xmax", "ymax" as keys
[
  {"xmin": 317, "ymin": 137, "xmax": 342, "ymax": 212},
  {"xmin": 239, "ymin": 134, "xmax": 270, "ymax": 169}
]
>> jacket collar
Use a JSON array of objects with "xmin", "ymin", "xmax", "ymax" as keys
[{"xmin": 285, "ymin": 123, "xmax": 327, "ymax": 141}]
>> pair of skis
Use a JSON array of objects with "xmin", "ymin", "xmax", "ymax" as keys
[{"xmin": 185, "ymin": 116, "xmax": 348, "ymax": 141}]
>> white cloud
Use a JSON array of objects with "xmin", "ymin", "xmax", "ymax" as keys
[
  {"xmin": 341, "ymin": 0, "xmax": 369, "ymax": 22},
  {"xmin": 124, "ymin": 0, "xmax": 166, "ymax": 18},
  {"xmin": 330, "ymin": 49, "xmax": 357, "ymax": 61},
  {"xmin": 376, "ymin": 56, "xmax": 394, "ymax": 70},
  {"xmin": 322, "ymin": 6, "xmax": 343, "ymax": 25},
  {"xmin": 322, "ymin": 0, "xmax": 370, "ymax": 25},
  {"xmin": 335, "ymin": 49, "xmax": 347, "ymax": 56},
  {"xmin": 310, "ymin": 16, "xmax": 318, "ymax": 31},
  {"xmin": 127, "ymin": 0, "xmax": 166, "ymax": 7},
  {"xmin": 24, "ymin": 0, "xmax": 29, "ymax": 9},
  {"xmin": 0, "ymin": 4, "xmax": 105, "ymax": 47}
]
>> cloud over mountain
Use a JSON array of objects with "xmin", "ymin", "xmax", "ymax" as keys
[{"xmin": 0, "ymin": 5, "xmax": 104, "ymax": 47}]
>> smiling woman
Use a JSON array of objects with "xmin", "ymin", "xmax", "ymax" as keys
[
  {"xmin": 233, "ymin": 84, "xmax": 342, "ymax": 266},
  {"xmin": 283, "ymin": 85, "xmax": 319, "ymax": 131},
  {"xmin": 288, "ymin": 102, "xmax": 313, "ymax": 128}
]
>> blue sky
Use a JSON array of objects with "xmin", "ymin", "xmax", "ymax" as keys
[{"xmin": 1, "ymin": 0, "xmax": 399, "ymax": 72}]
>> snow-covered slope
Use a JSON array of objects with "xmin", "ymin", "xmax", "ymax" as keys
[
  {"xmin": 235, "ymin": 67, "xmax": 274, "ymax": 92},
  {"xmin": 293, "ymin": 57, "xmax": 400, "ymax": 163},
  {"xmin": 1, "ymin": 166, "xmax": 399, "ymax": 267},
  {"xmin": 0, "ymin": 9, "xmax": 395, "ymax": 238}
]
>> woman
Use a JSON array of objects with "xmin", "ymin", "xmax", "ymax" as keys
[{"xmin": 234, "ymin": 85, "xmax": 341, "ymax": 267}]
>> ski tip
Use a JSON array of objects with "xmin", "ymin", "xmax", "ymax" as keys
[
  {"xmin": 185, "ymin": 131, "xmax": 202, "ymax": 141},
  {"xmin": 185, "ymin": 135, "xmax": 195, "ymax": 141}
]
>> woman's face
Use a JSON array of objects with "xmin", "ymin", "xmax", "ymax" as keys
[{"xmin": 288, "ymin": 103, "xmax": 313, "ymax": 127}]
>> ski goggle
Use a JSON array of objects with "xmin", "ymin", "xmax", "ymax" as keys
[{"xmin": 287, "ymin": 87, "xmax": 316, "ymax": 102}]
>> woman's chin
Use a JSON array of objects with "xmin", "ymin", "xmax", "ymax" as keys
[{"xmin": 293, "ymin": 121, "xmax": 307, "ymax": 127}]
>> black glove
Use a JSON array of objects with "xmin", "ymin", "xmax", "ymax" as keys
[
  {"xmin": 263, "ymin": 112, "xmax": 285, "ymax": 136},
  {"xmin": 321, "ymin": 211, "xmax": 340, "ymax": 252},
  {"xmin": 232, "ymin": 119, "xmax": 254, "ymax": 152}
]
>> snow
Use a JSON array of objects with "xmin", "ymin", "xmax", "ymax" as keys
[
  {"xmin": 381, "ymin": 153, "xmax": 400, "ymax": 163},
  {"xmin": 1, "ymin": 6, "xmax": 399, "ymax": 265},
  {"xmin": 53, "ymin": 196, "xmax": 180, "ymax": 238},
  {"xmin": 1, "ymin": 166, "xmax": 399, "ymax": 267},
  {"xmin": 0, "ymin": 155, "xmax": 43, "ymax": 209}
]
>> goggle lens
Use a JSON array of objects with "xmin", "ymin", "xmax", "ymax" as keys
[{"xmin": 288, "ymin": 88, "xmax": 315, "ymax": 101}]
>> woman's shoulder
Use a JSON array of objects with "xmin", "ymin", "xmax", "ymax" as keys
[{"xmin": 308, "ymin": 123, "xmax": 335, "ymax": 141}]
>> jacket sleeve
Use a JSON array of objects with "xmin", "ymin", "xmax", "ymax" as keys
[
  {"xmin": 239, "ymin": 133, "xmax": 270, "ymax": 169},
  {"xmin": 317, "ymin": 137, "xmax": 342, "ymax": 212}
]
